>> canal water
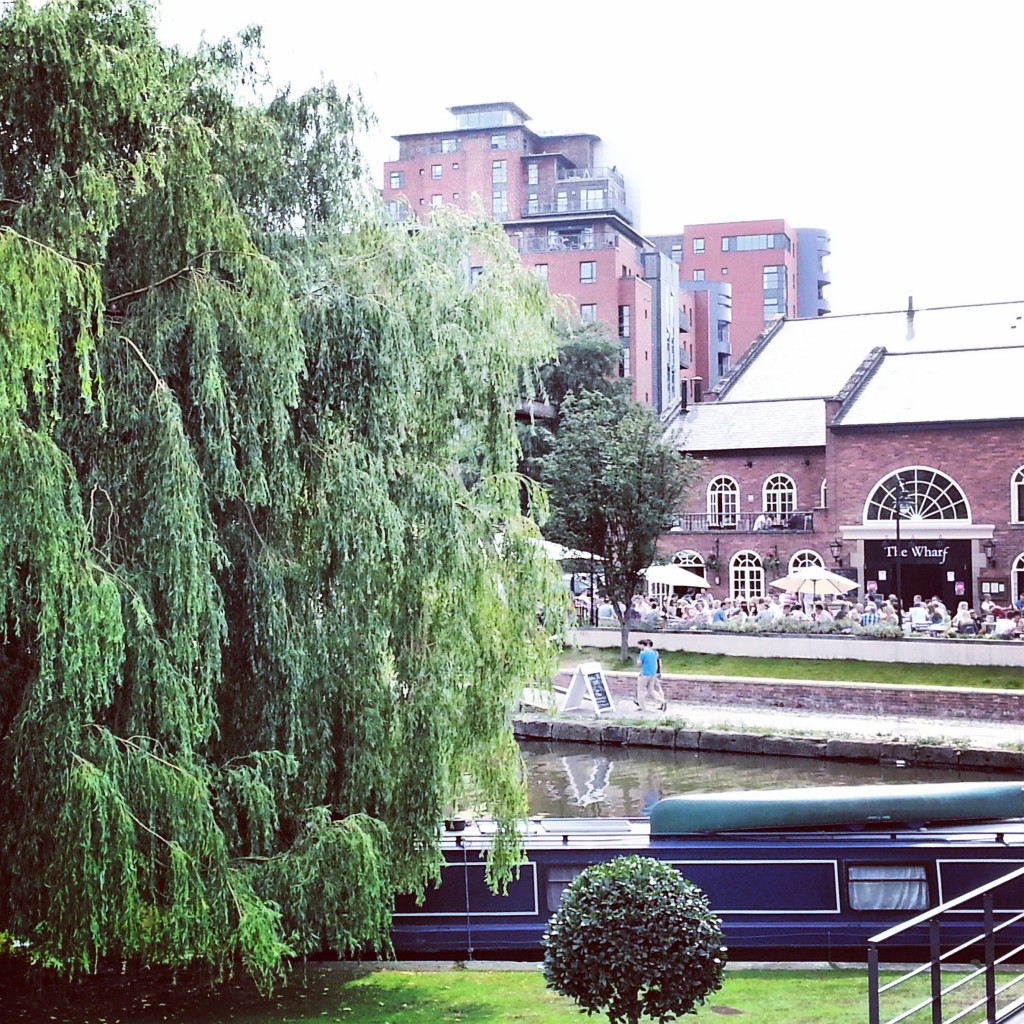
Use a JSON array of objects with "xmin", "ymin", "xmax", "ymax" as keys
[{"xmin": 520, "ymin": 740, "xmax": 998, "ymax": 819}]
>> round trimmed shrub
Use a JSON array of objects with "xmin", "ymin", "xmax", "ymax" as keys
[{"xmin": 542, "ymin": 855, "xmax": 726, "ymax": 1023}]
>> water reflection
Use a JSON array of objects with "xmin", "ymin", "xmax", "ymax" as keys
[{"xmin": 521, "ymin": 740, "xmax": 997, "ymax": 819}]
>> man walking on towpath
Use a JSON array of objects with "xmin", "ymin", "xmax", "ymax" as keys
[{"xmin": 636, "ymin": 638, "xmax": 667, "ymax": 712}]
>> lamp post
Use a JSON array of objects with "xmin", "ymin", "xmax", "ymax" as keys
[{"xmin": 892, "ymin": 476, "xmax": 913, "ymax": 630}]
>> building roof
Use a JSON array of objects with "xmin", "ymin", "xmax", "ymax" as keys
[
  {"xmin": 834, "ymin": 345, "xmax": 1024, "ymax": 427},
  {"xmin": 665, "ymin": 301, "xmax": 1024, "ymax": 451},
  {"xmin": 664, "ymin": 398, "xmax": 825, "ymax": 452},
  {"xmin": 718, "ymin": 301, "xmax": 1024, "ymax": 403}
]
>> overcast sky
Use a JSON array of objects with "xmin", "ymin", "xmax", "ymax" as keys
[{"xmin": 157, "ymin": 1, "xmax": 1022, "ymax": 316}]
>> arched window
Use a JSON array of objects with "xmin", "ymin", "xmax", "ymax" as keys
[
  {"xmin": 730, "ymin": 550, "xmax": 764, "ymax": 599},
  {"xmin": 707, "ymin": 476, "xmax": 738, "ymax": 528},
  {"xmin": 762, "ymin": 474, "xmax": 796, "ymax": 516},
  {"xmin": 1012, "ymin": 467, "xmax": 1024, "ymax": 524},
  {"xmin": 671, "ymin": 549, "xmax": 705, "ymax": 572},
  {"xmin": 789, "ymin": 549, "xmax": 824, "ymax": 573},
  {"xmin": 1013, "ymin": 553, "xmax": 1024, "ymax": 606},
  {"xmin": 864, "ymin": 467, "xmax": 970, "ymax": 523}
]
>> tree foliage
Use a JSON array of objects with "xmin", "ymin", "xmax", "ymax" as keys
[
  {"xmin": 0, "ymin": 0, "xmax": 564, "ymax": 985},
  {"xmin": 517, "ymin": 320, "xmax": 629, "ymax": 484},
  {"xmin": 543, "ymin": 855, "xmax": 727, "ymax": 1024},
  {"xmin": 542, "ymin": 391, "xmax": 699, "ymax": 659}
]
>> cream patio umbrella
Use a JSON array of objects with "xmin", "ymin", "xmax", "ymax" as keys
[{"xmin": 769, "ymin": 565, "xmax": 859, "ymax": 598}]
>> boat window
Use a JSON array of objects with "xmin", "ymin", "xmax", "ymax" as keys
[
  {"xmin": 848, "ymin": 865, "xmax": 928, "ymax": 911},
  {"xmin": 546, "ymin": 866, "xmax": 584, "ymax": 913}
]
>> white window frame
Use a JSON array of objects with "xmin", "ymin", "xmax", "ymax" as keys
[
  {"xmin": 762, "ymin": 474, "xmax": 797, "ymax": 516},
  {"xmin": 730, "ymin": 550, "xmax": 764, "ymax": 600},
  {"xmin": 1012, "ymin": 466, "xmax": 1024, "ymax": 523},
  {"xmin": 707, "ymin": 476, "xmax": 739, "ymax": 528}
]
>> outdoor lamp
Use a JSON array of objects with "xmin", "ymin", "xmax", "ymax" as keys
[{"xmin": 829, "ymin": 538, "xmax": 843, "ymax": 566}]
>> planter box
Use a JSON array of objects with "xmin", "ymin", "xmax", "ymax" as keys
[{"xmin": 568, "ymin": 627, "xmax": 1024, "ymax": 669}]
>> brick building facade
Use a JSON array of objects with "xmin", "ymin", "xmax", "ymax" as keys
[{"xmin": 661, "ymin": 301, "xmax": 1024, "ymax": 611}]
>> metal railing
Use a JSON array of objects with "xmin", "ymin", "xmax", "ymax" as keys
[
  {"xmin": 669, "ymin": 512, "xmax": 815, "ymax": 534},
  {"xmin": 517, "ymin": 232, "xmax": 621, "ymax": 254},
  {"xmin": 520, "ymin": 197, "xmax": 633, "ymax": 221},
  {"xmin": 556, "ymin": 165, "xmax": 626, "ymax": 188},
  {"xmin": 868, "ymin": 864, "xmax": 1024, "ymax": 1024}
]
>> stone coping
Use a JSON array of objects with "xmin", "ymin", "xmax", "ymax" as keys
[{"xmin": 513, "ymin": 715, "xmax": 1024, "ymax": 773}]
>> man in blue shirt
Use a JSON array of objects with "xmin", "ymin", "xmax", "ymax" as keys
[{"xmin": 636, "ymin": 639, "xmax": 666, "ymax": 713}]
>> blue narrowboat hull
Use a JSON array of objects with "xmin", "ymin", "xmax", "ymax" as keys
[{"xmin": 392, "ymin": 782, "xmax": 1024, "ymax": 959}]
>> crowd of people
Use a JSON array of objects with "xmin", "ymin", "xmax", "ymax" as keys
[{"xmin": 572, "ymin": 589, "xmax": 1024, "ymax": 638}]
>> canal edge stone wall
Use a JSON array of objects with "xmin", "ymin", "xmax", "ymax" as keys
[{"xmin": 513, "ymin": 714, "xmax": 1024, "ymax": 773}]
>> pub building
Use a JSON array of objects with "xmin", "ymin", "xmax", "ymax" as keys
[{"xmin": 660, "ymin": 300, "xmax": 1024, "ymax": 611}]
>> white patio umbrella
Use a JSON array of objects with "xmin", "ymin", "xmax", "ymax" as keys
[
  {"xmin": 769, "ymin": 565, "xmax": 859, "ymax": 598},
  {"xmin": 537, "ymin": 539, "xmax": 603, "ymax": 562},
  {"xmin": 643, "ymin": 563, "xmax": 710, "ymax": 589}
]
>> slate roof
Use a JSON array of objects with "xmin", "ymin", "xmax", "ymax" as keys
[
  {"xmin": 663, "ymin": 398, "xmax": 825, "ymax": 453},
  {"xmin": 665, "ymin": 301, "xmax": 1024, "ymax": 452},
  {"xmin": 834, "ymin": 345, "xmax": 1024, "ymax": 426},
  {"xmin": 719, "ymin": 301, "xmax": 1024, "ymax": 403}
]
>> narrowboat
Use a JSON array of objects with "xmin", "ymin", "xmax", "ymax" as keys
[{"xmin": 391, "ymin": 781, "xmax": 1024, "ymax": 960}]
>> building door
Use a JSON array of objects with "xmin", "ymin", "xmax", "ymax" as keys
[{"xmin": 863, "ymin": 539, "xmax": 972, "ymax": 612}]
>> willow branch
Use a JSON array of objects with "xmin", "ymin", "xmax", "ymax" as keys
[{"xmin": 120, "ymin": 335, "xmax": 165, "ymax": 390}]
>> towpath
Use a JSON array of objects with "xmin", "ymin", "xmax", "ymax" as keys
[{"xmin": 520, "ymin": 671, "xmax": 1024, "ymax": 763}]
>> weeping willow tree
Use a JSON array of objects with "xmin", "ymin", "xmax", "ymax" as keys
[{"xmin": 0, "ymin": 0, "xmax": 564, "ymax": 984}]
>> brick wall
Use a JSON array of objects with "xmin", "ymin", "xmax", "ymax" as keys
[{"xmin": 556, "ymin": 671, "xmax": 1024, "ymax": 722}]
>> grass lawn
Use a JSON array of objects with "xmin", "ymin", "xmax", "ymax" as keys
[
  {"xmin": 563, "ymin": 646, "xmax": 1024, "ymax": 690},
  {"xmin": 29, "ymin": 965, "xmax": 1018, "ymax": 1024}
]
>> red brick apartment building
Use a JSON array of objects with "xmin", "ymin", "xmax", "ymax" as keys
[
  {"xmin": 649, "ymin": 220, "xmax": 831, "ymax": 398},
  {"xmin": 660, "ymin": 301, "xmax": 1024, "ymax": 611},
  {"xmin": 383, "ymin": 103, "xmax": 831, "ymax": 417}
]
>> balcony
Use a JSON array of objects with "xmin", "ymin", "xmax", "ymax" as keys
[
  {"xmin": 556, "ymin": 165, "xmax": 626, "ymax": 189},
  {"xmin": 520, "ymin": 197, "xmax": 633, "ymax": 222},
  {"xmin": 397, "ymin": 140, "xmax": 463, "ymax": 159},
  {"xmin": 669, "ymin": 512, "xmax": 815, "ymax": 534},
  {"xmin": 679, "ymin": 310, "xmax": 691, "ymax": 332},
  {"xmin": 517, "ymin": 232, "xmax": 621, "ymax": 254}
]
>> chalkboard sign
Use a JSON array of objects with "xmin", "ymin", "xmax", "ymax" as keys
[
  {"xmin": 586, "ymin": 670, "xmax": 613, "ymax": 713},
  {"xmin": 562, "ymin": 662, "xmax": 616, "ymax": 717}
]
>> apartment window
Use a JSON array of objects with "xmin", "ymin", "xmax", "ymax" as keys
[
  {"xmin": 389, "ymin": 171, "xmax": 404, "ymax": 189},
  {"xmin": 534, "ymin": 263, "xmax": 548, "ymax": 283},
  {"xmin": 693, "ymin": 269, "xmax": 705, "ymax": 281},
  {"xmin": 490, "ymin": 133, "xmax": 506, "ymax": 149},
  {"xmin": 721, "ymin": 268, "xmax": 729, "ymax": 275},
  {"xmin": 618, "ymin": 304, "xmax": 631, "ymax": 339},
  {"xmin": 452, "ymin": 192, "xmax": 459, "ymax": 200},
  {"xmin": 580, "ymin": 303, "xmax": 597, "ymax": 323},
  {"xmin": 440, "ymin": 138, "xmax": 458, "ymax": 153},
  {"xmin": 526, "ymin": 193, "xmax": 539, "ymax": 214},
  {"xmin": 692, "ymin": 237, "xmax": 705, "ymax": 253},
  {"xmin": 763, "ymin": 264, "xmax": 787, "ymax": 323},
  {"xmin": 492, "ymin": 190, "xmax": 507, "ymax": 218},
  {"xmin": 527, "ymin": 162, "xmax": 539, "ymax": 185},
  {"xmin": 580, "ymin": 261, "xmax": 597, "ymax": 284},
  {"xmin": 556, "ymin": 190, "xmax": 568, "ymax": 212},
  {"xmin": 492, "ymin": 160, "xmax": 507, "ymax": 184},
  {"xmin": 430, "ymin": 195, "xmax": 443, "ymax": 209},
  {"xmin": 670, "ymin": 244, "xmax": 682, "ymax": 262},
  {"xmin": 431, "ymin": 164, "xmax": 442, "ymax": 179},
  {"xmin": 470, "ymin": 266, "xmax": 484, "ymax": 283},
  {"xmin": 722, "ymin": 232, "xmax": 792, "ymax": 252},
  {"xmin": 581, "ymin": 188, "xmax": 604, "ymax": 210}
]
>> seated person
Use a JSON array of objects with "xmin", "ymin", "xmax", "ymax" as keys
[
  {"xmin": 907, "ymin": 600, "xmax": 929, "ymax": 628},
  {"xmin": 752, "ymin": 512, "xmax": 769, "ymax": 531}
]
